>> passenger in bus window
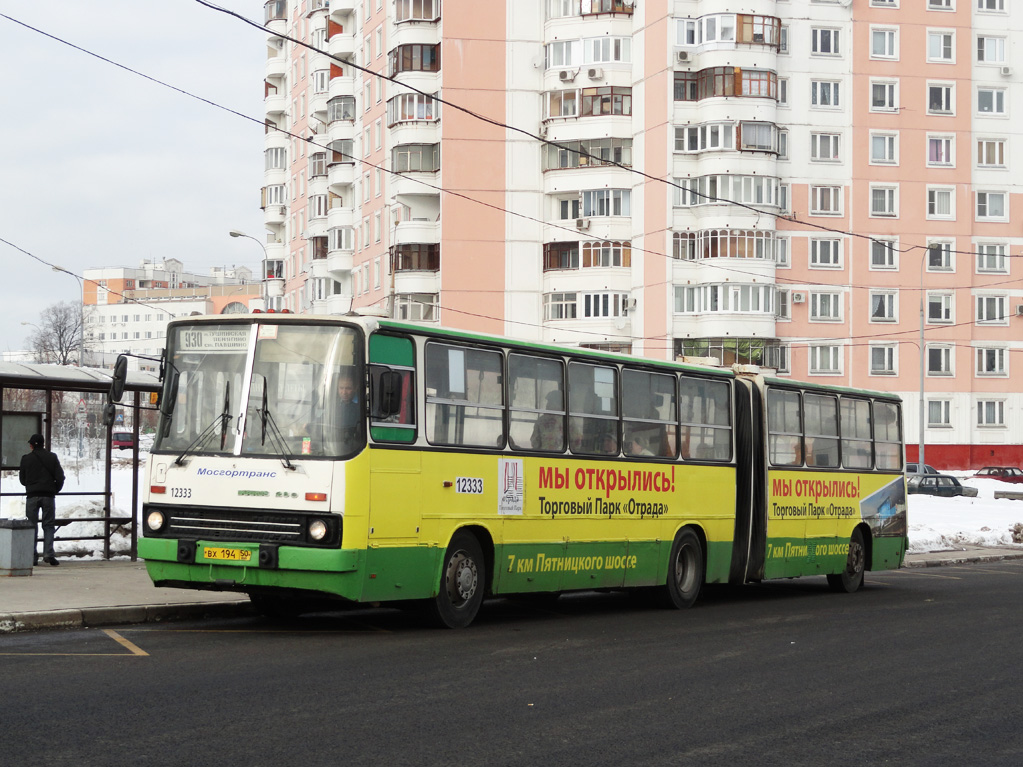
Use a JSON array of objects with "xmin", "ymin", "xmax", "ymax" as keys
[{"xmin": 531, "ymin": 391, "xmax": 564, "ymax": 451}]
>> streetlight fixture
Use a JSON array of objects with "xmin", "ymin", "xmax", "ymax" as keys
[
  {"xmin": 918, "ymin": 252, "xmax": 926, "ymax": 476},
  {"xmin": 228, "ymin": 230, "xmax": 268, "ymax": 309},
  {"xmin": 51, "ymin": 265, "xmax": 84, "ymax": 367}
]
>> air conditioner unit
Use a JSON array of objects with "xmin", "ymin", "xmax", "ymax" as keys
[
  {"xmin": 677, "ymin": 50, "xmax": 690, "ymax": 63},
  {"xmin": 1015, "ymin": 304, "xmax": 1023, "ymax": 317},
  {"xmin": 587, "ymin": 67, "xmax": 603, "ymax": 79},
  {"xmin": 791, "ymin": 291, "xmax": 806, "ymax": 304},
  {"xmin": 538, "ymin": 124, "xmax": 548, "ymax": 138},
  {"xmin": 559, "ymin": 69, "xmax": 575, "ymax": 82},
  {"xmin": 752, "ymin": 33, "xmax": 765, "ymax": 43},
  {"xmin": 1000, "ymin": 66, "xmax": 1014, "ymax": 77},
  {"xmin": 575, "ymin": 218, "xmax": 590, "ymax": 230}
]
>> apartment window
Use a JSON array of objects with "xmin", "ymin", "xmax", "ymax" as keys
[
  {"xmin": 977, "ymin": 295, "xmax": 1007, "ymax": 324},
  {"xmin": 977, "ymin": 37, "xmax": 1005, "ymax": 63},
  {"xmin": 778, "ymin": 78, "xmax": 789, "ymax": 106},
  {"xmin": 976, "ymin": 347, "xmax": 1007, "ymax": 376},
  {"xmin": 550, "ymin": 137, "xmax": 633, "ymax": 167},
  {"xmin": 870, "ymin": 345, "xmax": 897, "ymax": 375},
  {"xmin": 265, "ymin": 147, "xmax": 287, "ymax": 170},
  {"xmin": 811, "ymin": 132, "xmax": 841, "ymax": 162},
  {"xmin": 558, "ymin": 197, "xmax": 581, "ymax": 220},
  {"xmin": 870, "ymin": 292, "xmax": 897, "ymax": 322},
  {"xmin": 395, "ymin": 0, "xmax": 439, "ymax": 22},
  {"xmin": 870, "ymin": 133, "xmax": 897, "ymax": 164},
  {"xmin": 776, "ymin": 290, "xmax": 791, "ymax": 319},
  {"xmin": 927, "ymin": 241, "xmax": 954, "ymax": 270},
  {"xmin": 871, "ymin": 238, "xmax": 897, "ymax": 269},
  {"xmin": 738, "ymin": 121, "xmax": 776, "ymax": 152},
  {"xmin": 929, "ymin": 0, "xmax": 953, "ymax": 7},
  {"xmin": 927, "ymin": 188, "xmax": 954, "ymax": 219},
  {"xmin": 810, "ymin": 185, "xmax": 842, "ymax": 215},
  {"xmin": 582, "ymin": 292, "xmax": 630, "ymax": 319},
  {"xmin": 582, "ymin": 189, "xmax": 631, "ymax": 217},
  {"xmin": 928, "ymin": 400, "xmax": 952, "ymax": 427},
  {"xmin": 392, "ymin": 143, "xmax": 440, "ymax": 172},
  {"xmin": 811, "ymin": 80, "xmax": 841, "ymax": 108},
  {"xmin": 308, "ymin": 194, "xmax": 328, "ymax": 219},
  {"xmin": 543, "ymin": 242, "xmax": 580, "ymax": 270},
  {"xmin": 978, "ymin": 88, "xmax": 1005, "ymax": 115},
  {"xmin": 927, "ymin": 292, "xmax": 954, "ymax": 323},
  {"xmin": 976, "ymin": 191, "xmax": 1006, "ymax": 220},
  {"xmin": 386, "ymin": 93, "xmax": 438, "ymax": 125},
  {"xmin": 811, "ymin": 28, "xmax": 841, "ymax": 55},
  {"xmin": 872, "ymin": 0, "xmax": 897, "ymax": 6},
  {"xmin": 810, "ymin": 291, "xmax": 842, "ymax": 321},
  {"xmin": 389, "ymin": 43, "xmax": 441, "ymax": 75},
  {"xmin": 309, "ymin": 152, "xmax": 327, "ymax": 178},
  {"xmin": 580, "ymin": 87, "xmax": 632, "ymax": 116},
  {"xmin": 777, "ymin": 129, "xmax": 789, "ymax": 159},
  {"xmin": 871, "ymin": 186, "xmax": 898, "ymax": 217},
  {"xmin": 977, "ymin": 400, "xmax": 1005, "ymax": 427},
  {"xmin": 391, "ymin": 243, "xmax": 439, "ymax": 271},
  {"xmin": 977, "ymin": 139, "xmax": 1005, "ymax": 167},
  {"xmin": 871, "ymin": 81, "xmax": 897, "ymax": 111},
  {"xmin": 928, "ymin": 85, "xmax": 953, "ymax": 114},
  {"xmin": 871, "ymin": 28, "xmax": 897, "ymax": 58},
  {"xmin": 543, "ymin": 292, "xmax": 578, "ymax": 320},
  {"xmin": 977, "ymin": 243, "xmax": 1007, "ymax": 272},
  {"xmin": 582, "ymin": 240, "xmax": 632, "ymax": 267},
  {"xmin": 312, "ymin": 69, "xmax": 329, "ymax": 93},
  {"xmin": 584, "ymin": 36, "xmax": 631, "ymax": 64},
  {"xmin": 545, "ymin": 40, "xmax": 578, "ymax": 68},
  {"xmin": 547, "ymin": 90, "xmax": 578, "ymax": 118},
  {"xmin": 928, "ymin": 32, "xmax": 954, "ymax": 62},
  {"xmin": 809, "ymin": 345, "xmax": 841, "ymax": 374},
  {"xmin": 928, "ymin": 136, "xmax": 954, "ymax": 166},
  {"xmin": 779, "ymin": 26, "xmax": 788, "ymax": 53},
  {"xmin": 978, "ymin": 0, "xmax": 1005, "ymax": 9},
  {"xmin": 810, "ymin": 238, "xmax": 842, "ymax": 267},
  {"xmin": 927, "ymin": 345, "xmax": 953, "ymax": 375},
  {"xmin": 394, "ymin": 293, "xmax": 438, "ymax": 322}
]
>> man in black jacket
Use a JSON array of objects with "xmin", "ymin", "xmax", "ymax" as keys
[{"xmin": 19, "ymin": 433, "xmax": 65, "ymax": 566}]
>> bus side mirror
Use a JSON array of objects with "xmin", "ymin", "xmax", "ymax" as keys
[
  {"xmin": 373, "ymin": 370, "xmax": 403, "ymax": 418},
  {"xmin": 160, "ymin": 370, "xmax": 180, "ymax": 418},
  {"xmin": 109, "ymin": 355, "xmax": 128, "ymax": 403}
]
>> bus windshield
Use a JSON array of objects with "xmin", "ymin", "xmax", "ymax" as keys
[{"xmin": 156, "ymin": 322, "xmax": 364, "ymax": 459}]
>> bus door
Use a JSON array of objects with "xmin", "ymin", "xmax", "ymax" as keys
[
  {"xmin": 764, "ymin": 387, "xmax": 807, "ymax": 578},
  {"xmin": 731, "ymin": 377, "xmax": 767, "ymax": 583},
  {"xmin": 368, "ymin": 334, "xmax": 421, "ymax": 542}
]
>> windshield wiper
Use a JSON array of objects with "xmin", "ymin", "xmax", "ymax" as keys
[
  {"xmin": 256, "ymin": 403, "xmax": 296, "ymax": 471},
  {"xmin": 174, "ymin": 381, "xmax": 232, "ymax": 465}
]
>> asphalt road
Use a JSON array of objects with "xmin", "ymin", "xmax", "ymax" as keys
[{"xmin": 2, "ymin": 562, "xmax": 1021, "ymax": 767}]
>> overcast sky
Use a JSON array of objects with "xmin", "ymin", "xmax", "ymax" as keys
[{"xmin": 1, "ymin": 0, "xmax": 268, "ymax": 354}]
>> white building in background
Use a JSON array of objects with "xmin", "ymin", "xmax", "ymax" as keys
[{"xmin": 83, "ymin": 258, "xmax": 263, "ymax": 371}]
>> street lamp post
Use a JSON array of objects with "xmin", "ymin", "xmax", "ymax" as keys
[
  {"xmin": 51, "ymin": 266, "xmax": 84, "ymax": 367},
  {"xmin": 918, "ymin": 252, "xmax": 926, "ymax": 475},
  {"xmin": 228, "ymin": 230, "xmax": 268, "ymax": 309}
]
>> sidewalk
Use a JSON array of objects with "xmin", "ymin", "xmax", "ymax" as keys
[{"xmin": 3, "ymin": 546, "xmax": 1023, "ymax": 633}]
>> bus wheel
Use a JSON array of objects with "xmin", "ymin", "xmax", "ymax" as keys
[
  {"xmin": 827, "ymin": 528, "xmax": 866, "ymax": 593},
  {"xmin": 663, "ymin": 528, "xmax": 704, "ymax": 609},
  {"xmin": 428, "ymin": 531, "xmax": 485, "ymax": 629}
]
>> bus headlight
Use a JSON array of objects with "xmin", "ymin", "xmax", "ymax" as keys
[
  {"xmin": 308, "ymin": 519, "xmax": 328, "ymax": 541},
  {"xmin": 146, "ymin": 510, "xmax": 166, "ymax": 532}
]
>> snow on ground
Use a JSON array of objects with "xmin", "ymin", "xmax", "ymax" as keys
[{"xmin": 2, "ymin": 441, "xmax": 1022, "ymax": 559}]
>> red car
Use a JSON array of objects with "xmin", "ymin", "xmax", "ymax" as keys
[{"xmin": 973, "ymin": 466, "xmax": 1023, "ymax": 483}]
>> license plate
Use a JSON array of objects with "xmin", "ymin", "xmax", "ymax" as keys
[{"xmin": 203, "ymin": 547, "xmax": 252, "ymax": 562}]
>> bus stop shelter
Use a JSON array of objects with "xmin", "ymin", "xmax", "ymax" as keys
[{"xmin": 0, "ymin": 362, "xmax": 161, "ymax": 560}]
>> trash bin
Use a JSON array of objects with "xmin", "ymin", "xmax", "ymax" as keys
[{"xmin": 0, "ymin": 518, "xmax": 35, "ymax": 576}]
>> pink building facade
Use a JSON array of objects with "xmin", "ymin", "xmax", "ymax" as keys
[{"xmin": 260, "ymin": 0, "xmax": 1022, "ymax": 469}]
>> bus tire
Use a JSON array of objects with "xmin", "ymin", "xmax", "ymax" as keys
[
  {"xmin": 663, "ymin": 528, "xmax": 704, "ymax": 609},
  {"xmin": 427, "ymin": 531, "xmax": 485, "ymax": 629},
  {"xmin": 827, "ymin": 528, "xmax": 866, "ymax": 593}
]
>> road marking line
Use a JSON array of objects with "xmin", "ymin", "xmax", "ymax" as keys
[{"xmin": 102, "ymin": 629, "xmax": 149, "ymax": 656}]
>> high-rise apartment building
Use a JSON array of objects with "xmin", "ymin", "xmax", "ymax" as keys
[{"xmin": 259, "ymin": 0, "xmax": 1022, "ymax": 468}]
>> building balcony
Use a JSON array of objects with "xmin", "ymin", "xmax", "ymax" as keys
[
  {"xmin": 393, "ymin": 270, "xmax": 441, "ymax": 295},
  {"xmin": 326, "ymin": 205, "xmax": 355, "ymax": 230},
  {"xmin": 327, "ymin": 249, "xmax": 353, "ymax": 276},
  {"xmin": 388, "ymin": 120, "xmax": 440, "ymax": 148},
  {"xmin": 328, "ymin": 161, "xmax": 356, "ymax": 190},
  {"xmin": 328, "ymin": 72, "xmax": 356, "ymax": 101},
  {"xmin": 393, "ymin": 219, "xmax": 441, "ymax": 245},
  {"xmin": 324, "ymin": 293, "xmax": 352, "ymax": 315},
  {"xmin": 265, "ymin": 277, "xmax": 285, "ymax": 298},
  {"xmin": 327, "ymin": 117, "xmax": 356, "ymax": 144},
  {"xmin": 263, "ymin": 204, "xmax": 287, "ymax": 225},
  {"xmin": 328, "ymin": 30, "xmax": 356, "ymax": 59},
  {"xmin": 390, "ymin": 171, "xmax": 439, "ymax": 200},
  {"xmin": 266, "ymin": 53, "xmax": 286, "ymax": 79},
  {"xmin": 310, "ymin": 257, "xmax": 330, "ymax": 280},
  {"xmin": 672, "ymin": 312, "xmax": 776, "ymax": 340},
  {"xmin": 265, "ymin": 92, "xmax": 287, "ymax": 117},
  {"xmin": 329, "ymin": 0, "xmax": 357, "ymax": 13}
]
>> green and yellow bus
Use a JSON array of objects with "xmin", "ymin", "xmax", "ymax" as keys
[{"xmin": 135, "ymin": 314, "xmax": 907, "ymax": 627}]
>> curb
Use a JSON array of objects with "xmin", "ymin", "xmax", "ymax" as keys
[
  {"xmin": 904, "ymin": 550, "xmax": 1023, "ymax": 568},
  {"xmin": 0, "ymin": 601, "xmax": 253, "ymax": 634}
]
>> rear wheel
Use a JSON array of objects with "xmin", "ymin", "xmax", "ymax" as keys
[
  {"xmin": 427, "ymin": 531, "xmax": 485, "ymax": 629},
  {"xmin": 827, "ymin": 528, "xmax": 866, "ymax": 593},
  {"xmin": 661, "ymin": 528, "xmax": 704, "ymax": 609}
]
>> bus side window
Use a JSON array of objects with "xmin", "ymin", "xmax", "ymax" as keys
[
  {"xmin": 767, "ymin": 388, "xmax": 802, "ymax": 466},
  {"xmin": 840, "ymin": 397, "xmax": 872, "ymax": 469},
  {"xmin": 425, "ymin": 343, "xmax": 504, "ymax": 448},
  {"xmin": 873, "ymin": 400, "xmax": 903, "ymax": 471},
  {"xmin": 507, "ymin": 353, "xmax": 565, "ymax": 452},
  {"xmin": 622, "ymin": 369, "xmax": 677, "ymax": 458},
  {"xmin": 680, "ymin": 376, "xmax": 732, "ymax": 461},
  {"xmin": 804, "ymin": 393, "xmax": 839, "ymax": 468},
  {"xmin": 568, "ymin": 362, "xmax": 619, "ymax": 456}
]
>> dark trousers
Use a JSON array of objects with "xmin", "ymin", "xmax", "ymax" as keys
[{"xmin": 26, "ymin": 496, "xmax": 56, "ymax": 561}]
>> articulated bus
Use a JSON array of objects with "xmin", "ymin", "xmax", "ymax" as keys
[{"xmin": 134, "ymin": 315, "xmax": 907, "ymax": 628}]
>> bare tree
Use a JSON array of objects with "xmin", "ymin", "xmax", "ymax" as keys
[{"xmin": 28, "ymin": 301, "xmax": 82, "ymax": 366}]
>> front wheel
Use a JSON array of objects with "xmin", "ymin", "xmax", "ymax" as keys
[
  {"xmin": 661, "ymin": 528, "xmax": 704, "ymax": 609},
  {"xmin": 426, "ymin": 531, "xmax": 485, "ymax": 629},
  {"xmin": 827, "ymin": 528, "xmax": 866, "ymax": 593}
]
